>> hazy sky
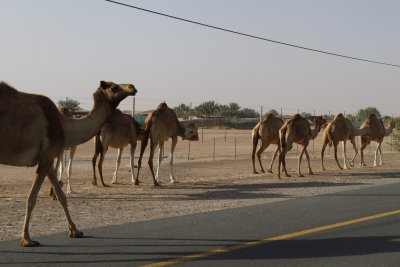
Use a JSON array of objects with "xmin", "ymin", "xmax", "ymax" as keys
[{"xmin": 1, "ymin": 0, "xmax": 400, "ymax": 116}]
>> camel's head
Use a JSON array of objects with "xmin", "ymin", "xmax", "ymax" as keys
[
  {"xmin": 183, "ymin": 123, "xmax": 199, "ymax": 141},
  {"xmin": 388, "ymin": 120, "xmax": 396, "ymax": 129},
  {"xmin": 98, "ymin": 81, "xmax": 137, "ymax": 108},
  {"xmin": 314, "ymin": 116, "xmax": 326, "ymax": 132}
]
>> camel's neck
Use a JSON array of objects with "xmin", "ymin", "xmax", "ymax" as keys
[
  {"xmin": 385, "ymin": 125, "xmax": 394, "ymax": 136},
  {"xmin": 353, "ymin": 126, "xmax": 369, "ymax": 136},
  {"xmin": 61, "ymin": 102, "xmax": 112, "ymax": 147},
  {"xmin": 310, "ymin": 124, "xmax": 321, "ymax": 140},
  {"xmin": 176, "ymin": 120, "xmax": 186, "ymax": 139}
]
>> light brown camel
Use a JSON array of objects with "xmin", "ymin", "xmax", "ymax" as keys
[
  {"xmin": 321, "ymin": 113, "xmax": 369, "ymax": 171},
  {"xmin": 278, "ymin": 114, "xmax": 325, "ymax": 178},
  {"xmin": 92, "ymin": 109, "xmax": 142, "ymax": 186},
  {"xmin": 54, "ymin": 107, "xmax": 77, "ymax": 194},
  {"xmin": 360, "ymin": 114, "xmax": 395, "ymax": 167},
  {"xmin": 0, "ymin": 81, "xmax": 136, "ymax": 246},
  {"xmin": 251, "ymin": 113, "xmax": 284, "ymax": 174},
  {"xmin": 135, "ymin": 102, "xmax": 199, "ymax": 186}
]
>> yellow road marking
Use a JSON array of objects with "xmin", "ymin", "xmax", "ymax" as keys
[{"xmin": 142, "ymin": 209, "xmax": 400, "ymax": 267}]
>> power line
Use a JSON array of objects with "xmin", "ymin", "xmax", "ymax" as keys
[{"xmin": 105, "ymin": 0, "xmax": 400, "ymax": 68}]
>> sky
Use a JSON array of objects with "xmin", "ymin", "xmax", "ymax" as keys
[{"xmin": 1, "ymin": 0, "xmax": 400, "ymax": 116}]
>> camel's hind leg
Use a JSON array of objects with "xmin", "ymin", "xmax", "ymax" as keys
[
  {"xmin": 378, "ymin": 142, "xmax": 384, "ymax": 166},
  {"xmin": 129, "ymin": 142, "xmax": 137, "ymax": 183},
  {"xmin": 321, "ymin": 140, "xmax": 328, "ymax": 171},
  {"xmin": 267, "ymin": 146, "xmax": 279, "ymax": 173},
  {"xmin": 342, "ymin": 141, "xmax": 349, "ymax": 170},
  {"xmin": 297, "ymin": 146, "xmax": 307, "ymax": 177},
  {"xmin": 155, "ymin": 141, "xmax": 164, "ymax": 183},
  {"xmin": 256, "ymin": 142, "xmax": 268, "ymax": 173},
  {"xmin": 360, "ymin": 139, "xmax": 368, "ymax": 167},
  {"xmin": 111, "ymin": 147, "xmax": 123, "ymax": 184},
  {"xmin": 21, "ymin": 161, "xmax": 48, "ymax": 247},
  {"xmin": 304, "ymin": 148, "xmax": 313, "ymax": 175},
  {"xmin": 169, "ymin": 137, "xmax": 178, "ymax": 183},
  {"xmin": 47, "ymin": 165, "xmax": 83, "ymax": 239},
  {"xmin": 333, "ymin": 142, "xmax": 343, "ymax": 170},
  {"xmin": 349, "ymin": 137, "xmax": 358, "ymax": 167},
  {"xmin": 148, "ymin": 138, "xmax": 160, "ymax": 186}
]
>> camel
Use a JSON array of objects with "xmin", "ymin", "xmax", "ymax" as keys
[
  {"xmin": 251, "ymin": 113, "xmax": 284, "ymax": 174},
  {"xmin": 278, "ymin": 114, "xmax": 325, "ymax": 178},
  {"xmin": 92, "ymin": 109, "xmax": 142, "ymax": 186},
  {"xmin": 321, "ymin": 113, "xmax": 369, "ymax": 171},
  {"xmin": 360, "ymin": 114, "xmax": 395, "ymax": 167},
  {"xmin": 54, "ymin": 107, "xmax": 77, "ymax": 194},
  {"xmin": 135, "ymin": 102, "xmax": 199, "ymax": 186},
  {"xmin": 0, "ymin": 81, "xmax": 136, "ymax": 246}
]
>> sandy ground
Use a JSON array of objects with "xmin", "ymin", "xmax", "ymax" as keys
[{"xmin": 1, "ymin": 129, "xmax": 399, "ymax": 241}]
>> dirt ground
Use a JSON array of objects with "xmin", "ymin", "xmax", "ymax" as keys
[{"xmin": 1, "ymin": 129, "xmax": 399, "ymax": 241}]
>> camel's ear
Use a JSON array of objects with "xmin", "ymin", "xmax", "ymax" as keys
[{"xmin": 100, "ymin": 81, "xmax": 109, "ymax": 90}]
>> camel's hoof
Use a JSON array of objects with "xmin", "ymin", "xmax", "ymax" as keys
[
  {"xmin": 102, "ymin": 184, "xmax": 110, "ymax": 188},
  {"xmin": 253, "ymin": 171, "xmax": 258, "ymax": 174},
  {"xmin": 297, "ymin": 174, "xmax": 304, "ymax": 177},
  {"xmin": 134, "ymin": 181, "xmax": 140, "ymax": 185},
  {"xmin": 309, "ymin": 171, "xmax": 314, "ymax": 175},
  {"xmin": 69, "ymin": 230, "xmax": 83, "ymax": 238},
  {"xmin": 111, "ymin": 180, "xmax": 117, "ymax": 184},
  {"xmin": 20, "ymin": 238, "xmax": 40, "ymax": 247},
  {"xmin": 267, "ymin": 169, "xmax": 273, "ymax": 174},
  {"xmin": 170, "ymin": 180, "xmax": 179, "ymax": 184},
  {"xmin": 153, "ymin": 182, "xmax": 161, "ymax": 187},
  {"xmin": 92, "ymin": 181, "xmax": 97, "ymax": 186},
  {"xmin": 260, "ymin": 170, "xmax": 265, "ymax": 173},
  {"xmin": 322, "ymin": 168, "xmax": 326, "ymax": 172},
  {"xmin": 285, "ymin": 174, "xmax": 292, "ymax": 178}
]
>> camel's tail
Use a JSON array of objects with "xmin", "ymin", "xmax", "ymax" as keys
[
  {"xmin": 136, "ymin": 118, "xmax": 152, "ymax": 180},
  {"xmin": 279, "ymin": 125, "xmax": 287, "ymax": 152},
  {"xmin": 327, "ymin": 127, "xmax": 333, "ymax": 147},
  {"xmin": 251, "ymin": 123, "xmax": 261, "ymax": 149}
]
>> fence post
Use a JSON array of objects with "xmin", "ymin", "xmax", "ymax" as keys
[
  {"xmin": 225, "ymin": 117, "xmax": 227, "ymax": 142},
  {"xmin": 234, "ymin": 137, "xmax": 237, "ymax": 159},
  {"xmin": 187, "ymin": 141, "xmax": 191, "ymax": 161},
  {"xmin": 213, "ymin": 138, "xmax": 216, "ymax": 160}
]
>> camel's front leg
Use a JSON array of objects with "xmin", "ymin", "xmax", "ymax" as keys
[
  {"xmin": 111, "ymin": 147, "xmax": 123, "ymax": 184},
  {"xmin": 155, "ymin": 141, "xmax": 164, "ymax": 183},
  {"xmin": 256, "ymin": 142, "xmax": 268, "ymax": 173},
  {"xmin": 66, "ymin": 146, "xmax": 76, "ymax": 194},
  {"xmin": 169, "ymin": 137, "xmax": 178, "ymax": 183},
  {"xmin": 342, "ymin": 141, "xmax": 349, "ymax": 170}
]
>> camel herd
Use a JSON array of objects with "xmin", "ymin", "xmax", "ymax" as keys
[
  {"xmin": 252, "ymin": 113, "xmax": 395, "ymax": 177},
  {"xmin": 0, "ymin": 81, "xmax": 396, "ymax": 247}
]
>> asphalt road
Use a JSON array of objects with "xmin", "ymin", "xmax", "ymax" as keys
[{"xmin": 1, "ymin": 182, "xmax": 400, "ymax": 266}]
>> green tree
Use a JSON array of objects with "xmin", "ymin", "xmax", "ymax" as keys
[
  {"xmin": 173, "ymin": 103, "xmax": 192, "ymax": 120},
  {"xmin": 237, "ymin": 108, "xmax": 259, "ymax": 118},
  {"xmin": 218, "ymin": 102, "xmax": 241, "ymax": 117},
  {"xmin": 194, "ymin": 101, "xmax": 220, "ymax": 117},
  {"xmin": 356, "ymin": 107, "xmax": 381, "ymax": 121},
  {"xmin": 57, "ymin": 98, "xmax": 80, "ymax": 112}
]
